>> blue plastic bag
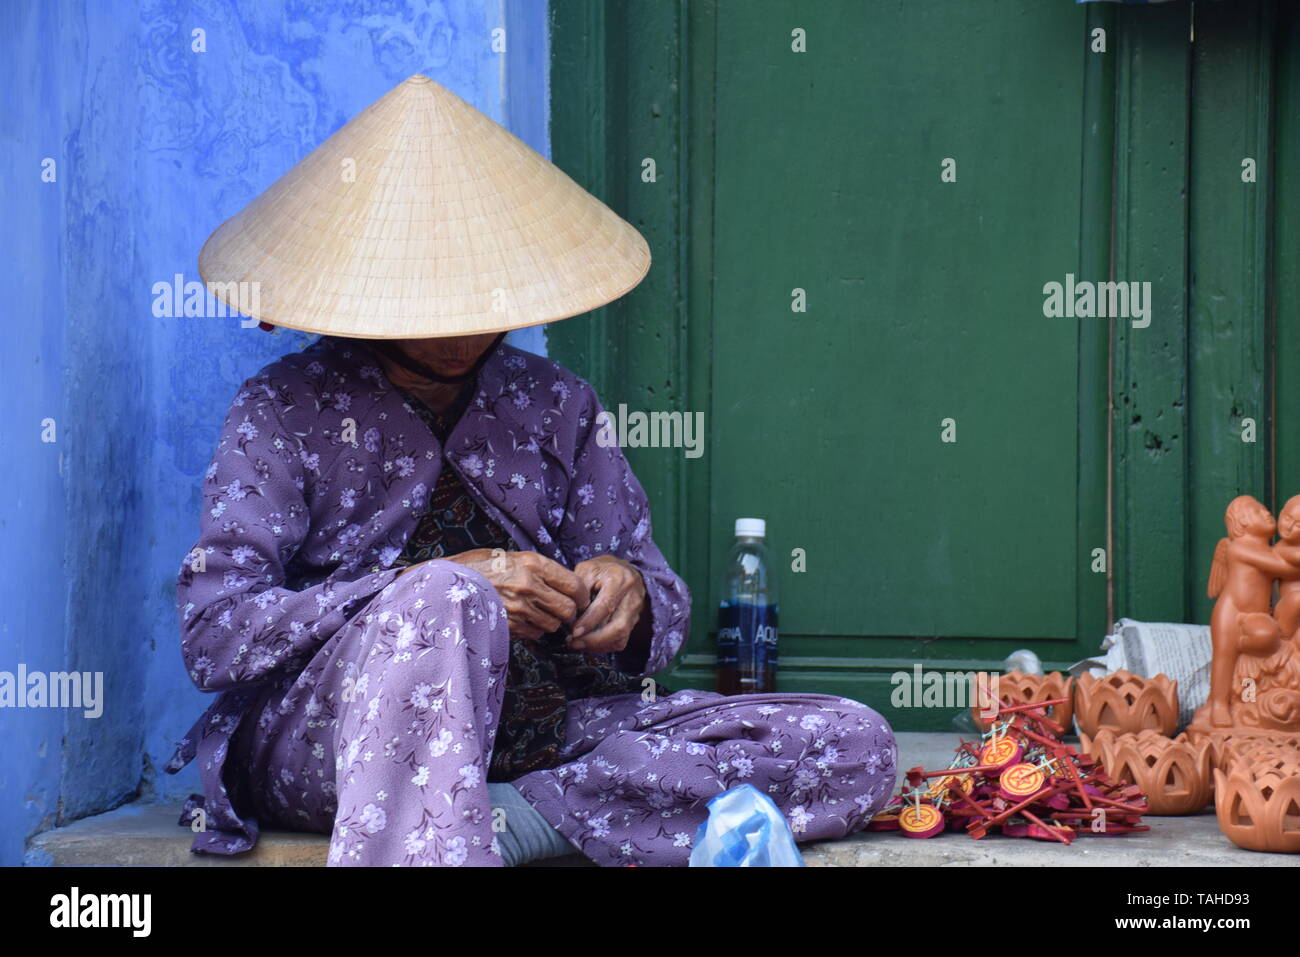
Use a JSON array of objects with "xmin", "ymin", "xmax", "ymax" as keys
[{"xmin": 688, "ymin": 783, "xmax": 806, "ymax": 867}]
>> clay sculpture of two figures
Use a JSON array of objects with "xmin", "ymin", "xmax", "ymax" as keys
[{"xmin": 1193, "ymin": 494, "xmax": 1300, "ymax": 733}]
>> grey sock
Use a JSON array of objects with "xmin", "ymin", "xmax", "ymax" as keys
[{"xmin": 488, "ymin": 782, "xmax": 576, "ymax": 867}]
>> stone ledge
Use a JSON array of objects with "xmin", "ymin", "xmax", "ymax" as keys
[
  {"xmin": 25, "ymin": 733, "xmax": 1294, "ymax": 867},
  {"xmin": 28, "ymin": 802, "xmax": 328, "ymax": 867},
  {"xmin": 25, "ymin": 802, "xmax": 595, "ymax": 867},
  {"xmin": 810, "ymin": 733, "xmax": 1295, "ymax": 867}
]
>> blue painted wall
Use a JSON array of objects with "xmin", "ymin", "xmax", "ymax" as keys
[{"xmin": 0, "ymin": 0, "xmax": 550, "ymax": 867}]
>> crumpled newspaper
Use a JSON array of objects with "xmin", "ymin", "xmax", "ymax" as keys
[{"xmin": 1069, "ymin": 618, "xmax": 1212, "ymax": 731}]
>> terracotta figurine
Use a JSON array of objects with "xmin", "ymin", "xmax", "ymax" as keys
[
  {"xmin": 1204, "ymin": 496, "xmax": 1300, "ymax": 727},
  {"xmin": 1271, "ymin": 494, "xmax": 1300, "ymax": 641}
]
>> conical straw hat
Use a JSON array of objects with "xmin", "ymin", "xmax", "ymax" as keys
[{"xmin": 198, "ymin": 74, "xmax": 650, "ymax": 339}]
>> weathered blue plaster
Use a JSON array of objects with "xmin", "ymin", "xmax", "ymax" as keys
[
  {"xmin": 502, "ymin": 0, "xmax": 550, "ymax": 359},
  {"xmin": 0, "ymin": 0, "xmax": 549, "ymax": 866},
  {"xmin": 0, "ymin": 0, "xmax": 77, "ymax": 871}
]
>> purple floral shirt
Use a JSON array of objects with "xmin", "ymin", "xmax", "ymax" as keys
[{"xmin": 166, "ymin": 337, "xmax": 692, "ymax": 830}]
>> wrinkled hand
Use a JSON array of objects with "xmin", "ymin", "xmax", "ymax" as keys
[
  {"xmin": 568, "ymin": 555, "xmax": 648, "ymax": 654},
  {"xmin": 439, "ymin": 549, "xmax": 590, "ymax": 641}
]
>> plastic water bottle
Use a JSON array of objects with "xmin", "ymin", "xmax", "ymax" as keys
[{"xmin": 716, "ymin": 518, "xmax": 779, "ymax": 694}]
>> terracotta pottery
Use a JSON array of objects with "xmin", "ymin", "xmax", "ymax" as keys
[
  {"xmin": 1192, "ymin": 494, "xmax": 1300, "ymax": 733},
  {"xmin": 1226, "ymin": 741, "xmax": 1300, "ymax": 770},
  {"xmin": 970, "ymin": 671, "xmax": 1074, "ymax": 734},
  {"xmin": 1214, "ymin": 745, "xmax": 1300, "ymax": 853},
  {"xmin": 1273, "ymin": 495, "xmax": 1300, "ymax": 640},
  {"xmin": 1075, "ymin": 670, "xmax": 1179, "ymax": 738},
  {"xmin": 1078, "ymin": 727, "xmax": 1115, "ymax": 757},
  {"xmin": 1079, "ymin": 730, "xmax": 1211, "ymax": 815},
  {"xmin": 1190, "ymin": 730, "xmax": 1300, "ymax": 770}
]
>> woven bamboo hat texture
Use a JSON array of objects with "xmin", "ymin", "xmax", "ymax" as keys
[{"xmin": 198, "ymin": 74, "xmax": 650, "ymax": 338}]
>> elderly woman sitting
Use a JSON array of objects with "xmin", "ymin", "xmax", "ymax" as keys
[{"xmin": 166, "ymin": 76, "xmax": 895, "ymax": 866}]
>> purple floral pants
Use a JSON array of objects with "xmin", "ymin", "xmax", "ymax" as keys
[{"xmin": 225, "ymin": 561, "xmax": 897, "ymax": 866}]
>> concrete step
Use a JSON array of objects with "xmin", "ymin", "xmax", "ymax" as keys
[
  {"xmin": 28, "ymin": 802, "xmax": 329, "ymax": 867},
  {"xmin": 25, "ymin": 733, "xmax": 1295, "ymax": 866}
]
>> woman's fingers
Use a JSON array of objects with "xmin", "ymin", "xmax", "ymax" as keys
[
  {"xmin": 517, "ymin": 589, "xmax": 569, "ymax": 634},
  {"xmin": 506, "ymin": 610, "xmax": 545, "ymax": 641},
  {"xmin": 515, "ymin": 568, "xmax": 579, "ymax": 624},
  {"xmin": 571, "ymin": 578, "xmax": 617, "ymax": 640},
  {"xmin": 569, "ymin": 559, "xmax": 646, "ymax": 652},
  {"xmin": 571, "ymin": 600, "xmax": 638, "ymax": 652},
  {"xmin": 446, "ymin": 549, "xmax": 600, "ymax": 640},
  {"xmin": 503, "ymin": 553, "xmax": 585, "ymax": 637},
  {"xmin": 531, "ymin": 554, "xmax": 591, "ymax": 608}
]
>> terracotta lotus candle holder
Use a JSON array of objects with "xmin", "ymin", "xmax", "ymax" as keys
[
  {"xmin": 1075, "ymin": 670, "xmax": 1179, "ymax": 738},
  {"xmin": 1079, "ymin": 730, "xmax": 1212, "ymax": 815},
  {"xmin": 1194, "ymin": 731, "xmax": 1300, "ymax": 770},
  {"xmin": 970, "ymin": 671, "xmax": 1074, "ymax": 734},
  {"xmin": 1213, "ymin": 745, "xmax": 1300, "ymax": 853}
]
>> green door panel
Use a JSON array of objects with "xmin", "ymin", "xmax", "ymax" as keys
[{"xmin": 709, "ymin": 0, "xmax": 1093, "ymax": 640}]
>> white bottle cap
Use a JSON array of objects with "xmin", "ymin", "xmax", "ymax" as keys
[{"xmin": 735, "ymin": 517, "xmax": 766, "ymax": 538}]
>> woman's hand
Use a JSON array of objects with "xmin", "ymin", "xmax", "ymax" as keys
[
  {"xmin": 441, "ymin": 549, "xmax": 590, "ymax": 641},
  {"xmin": 568, "ymin": 555, "xmax": 649, "ymax": 654}
]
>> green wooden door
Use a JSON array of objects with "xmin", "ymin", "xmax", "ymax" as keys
[
  {"xmin": 707, "ymin": 1, "xmax": 1103, "ymax": 643},
  {"xmin": 547, "ymin": 0, "xmax": 1297, "ymax": 729}
]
